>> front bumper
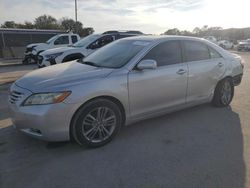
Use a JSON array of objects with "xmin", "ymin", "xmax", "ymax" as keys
[
  {"xmin": 8, "ymin": 84, "xmax": 75, "ymax": 141},
  {"xmin": 37, "ymin": 55, "xmax": 56, "ymax": 68}
]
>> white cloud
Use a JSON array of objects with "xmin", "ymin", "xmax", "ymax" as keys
[{"xmin": 0, "ymin": 0, "xmax": 250, "ymax": 34}]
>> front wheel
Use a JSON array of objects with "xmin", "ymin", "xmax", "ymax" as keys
[
  {"xmin": 212, "ymin": 78, "xmax": 234, "ymax": 107},
  {"xmin": 72, "ymin": 99, "xmax": 122, "ymax": 147},
  {"xmin": 22, "ymin": 56, "xmax": 35, "ymax": 65}
]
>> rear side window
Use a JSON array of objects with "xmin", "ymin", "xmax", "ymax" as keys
[
  {"xmin": 209, "ymin": 47, "xmax": 222, "ymax": 58},
  {"xmin": 183, "ymin": 41, "xmax": 210, "ymax": 62},
  {"xmin": 142, "ymin": 41, "xmax": 182, "ymax": 66},
  {"xmin": 71, "ymin": 35, "xmax": 78, "ymax": 43}
]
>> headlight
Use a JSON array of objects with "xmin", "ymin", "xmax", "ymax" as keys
[
  {"xmin": 45, "ymin": 52, "xmax": 63, "ymax": 60},
  {"xmin": 22, "ymin": 91, "xmax": 71, "ymax": 106}
]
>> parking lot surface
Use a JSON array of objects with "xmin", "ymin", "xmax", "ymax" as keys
[{"xmin": 0, "ymin": 52, "xmax": 250, "ymax": 188}]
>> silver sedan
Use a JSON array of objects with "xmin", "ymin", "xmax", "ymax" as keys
[{"xmin": 8, "ymin": 36, "xmax": 244, "ymax": 147}]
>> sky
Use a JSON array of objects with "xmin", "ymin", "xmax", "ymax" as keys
[{"xmin": 0, "ymin": 0, "xmax": 250, "ymax": 34}]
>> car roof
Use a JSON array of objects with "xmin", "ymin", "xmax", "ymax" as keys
[{"xmin": 120, "ymin": 35, "xmax": 208, "ymax": 43}]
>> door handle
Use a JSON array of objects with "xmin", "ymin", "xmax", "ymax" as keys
[
  {"xmin": 218, "ymin": 62, "xmax": 224, "ymax": 67},
  {"xmin": 176, "ymin": 69, "xmax": 186, "ymax": 75}
]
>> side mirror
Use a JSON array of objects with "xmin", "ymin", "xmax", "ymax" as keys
[{"xmin": 137, "ymin": 59, "xmax": 157, "ymax": 70}]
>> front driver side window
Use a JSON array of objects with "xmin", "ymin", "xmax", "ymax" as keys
[
  {"xmin": 142, "ymin": 40, "xmax": 182, "ymax": 66},
  {"xmin": 54, "ymin": 36, "xmax": 69, "ymax": 45}
]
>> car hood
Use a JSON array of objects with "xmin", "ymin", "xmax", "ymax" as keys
[
  {"xmin": 15, "ymin": 61, "xmax": 114, "ymax": 92},
  {"xmin": 27, "ymin": 43, "xmax": 44, "ymax": 48},
  {"xmin": 41, "ymin": 47, "xmax": 75, "ymax": 55}
]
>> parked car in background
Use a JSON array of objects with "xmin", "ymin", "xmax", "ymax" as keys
[
  {"xmin": 22, "ymin": 32, "xmax": 80, "ymax": 64},
  {"xmin": 237, "ymin": 41, "xmax": 250, "ymax": 51},
  {"xmin": 218, "ymin": 40, "xmax": 234, "ymax": 49},
  {"xmin": 203, "ymin": 36, "xmax": 218, "ymax": 44},
  {"xmin": 9, "ymin": 36, "xmax": 244, "ymax": 147},
  {"xmin": 37, "ymin": 31, "xmax": 143, "ymax": 68}
]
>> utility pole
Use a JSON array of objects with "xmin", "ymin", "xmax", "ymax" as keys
[
  {"xmin": 74, "ymin": 0, "xmax": 78, "ymax": 33},
  {"xmin": 75, "ymin": 0, "xmax": 78, "ymax": 23}
]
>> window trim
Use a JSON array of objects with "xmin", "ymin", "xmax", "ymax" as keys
[{"xmin": 133, "ymin": 40, "xmax": 184, "ymax": 70}]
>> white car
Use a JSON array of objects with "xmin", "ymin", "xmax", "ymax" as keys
[
  {"xmin": 22, "ymin": 32, "xmax": 80, "ymax": 64},
  {"xmin": 203, "ymin": 36, "xmax": 218, "ymax": 45},
  {"xmin": 218, "ymin": 40, "xmax": 234, "ymax": 49},
  {"xmin": 37, "ymin": 31, "xmax": 142, "ymax": 67}
]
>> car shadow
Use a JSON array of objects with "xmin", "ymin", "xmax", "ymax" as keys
[{"xmin": 0, "ymin": 104, "xmax": 245, "ymax": 188}]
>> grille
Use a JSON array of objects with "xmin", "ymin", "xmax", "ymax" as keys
[{"xmin": 9, "ymin": 90, "xmax": 24, "ymax": 104}]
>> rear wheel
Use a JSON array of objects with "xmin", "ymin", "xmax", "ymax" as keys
[
  {"xmin": 72, "ymin": 99, "xmax": 122, "ymax": 147},
  {"xmin": 212, "ymin": 78, "xmax": 234, "ymax": 107}
]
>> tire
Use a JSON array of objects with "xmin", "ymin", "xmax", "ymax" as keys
[
  {"xmin": 71, "ymin": 98, "xmax": 122, "ymax": 147},
  {"xmin": 22, "ymin": 57, "xmax": 33, "ymax": 65},
  {"xmin": 212, "ymin": 78, "xmax": 234, "ymax": 107}
]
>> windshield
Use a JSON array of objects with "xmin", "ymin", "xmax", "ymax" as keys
[
  {"xmin": 73, "ymin": 34, "xmax": 100, "ymax": 47},
  {"xmin": 46, "ymin": 35, "xmax": 59, "ymax": 44},
  {"xmin": 81, "ymin": 40, "xmax": 150, "ymax": 68}
]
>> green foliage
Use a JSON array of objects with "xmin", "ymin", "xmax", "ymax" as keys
[
  {"xmin": 34, "ymin": 15, "xmax": 58, "ymax": 29},
  {"xmin": 1, "ymin": 21, "xmax": 16, "ymax": 28},
  {"xmin": 0, "ymin": 15, "xmax": 94, "ymax": 37}
]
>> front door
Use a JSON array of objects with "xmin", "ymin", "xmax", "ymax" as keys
[{"xmin": 128, "ymin": 40, "xmax": 188, "ymax": 117}]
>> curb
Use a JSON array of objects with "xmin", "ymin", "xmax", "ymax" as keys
[{"xmin": 0, "ymin": 63, "xmax": 24, "ymax": 68}]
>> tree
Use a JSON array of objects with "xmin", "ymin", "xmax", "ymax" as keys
[
  {"xmin": 193, "ymin": 27, "xmax": 201, "ymax": 36},
  {"xmin": 16, "ymin": 21, "xmax": 34, "ymax": 29},
  {"xmin": 1, "ymin": 21, "xmax": 16, "ymax": 28},
  {"xmin": 79, "ymin": 27, "xmax": 95, "ymax": 37},
  {"xmin": 60, "ymin": 17, "xmax": 94, "ymax": 37},
  {"xmin": 163, "ymin": 28, "xmax": 181, "ymax": 35},
  {"xmin": 0, "ymin": 14, "xmax": 94, "ymax": 37},
  {"xmin": 61, "ymin": 18, "xmax": 76, "ymax": 31},
  {"xmin": 34, "ymin": 15, "xmax": 59, "ymax": 29}
]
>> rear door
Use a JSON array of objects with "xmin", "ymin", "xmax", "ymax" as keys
[
  {"xmin": 183, "ymin": 40, "xmax": 226, "ymax": 103},
  {"xmin": 128, "ymin": 40, "xmax": 188, "ymax": 117}
]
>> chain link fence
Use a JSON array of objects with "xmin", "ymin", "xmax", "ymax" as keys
[{"xmin": 0, "ymin": 28, "xmax": 65, "ymax": 59}]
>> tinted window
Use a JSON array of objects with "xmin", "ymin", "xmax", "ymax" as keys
[
  {"xmin": 142, "ymin": 41, "xmax": 182, "ymax": 66},
  {"xmin": 209, "ymin": 47, "xmax": 222, "ymax": 58},
  {"xmin": 184, "ymin": 41, "xmax": 210, "ymax": 62},
  {"xmin": 54, "ymin": 36, "xmax": 69, "ymax": 45},
  {"xmin": 71, "ymin": 35, "xmax": 78, "ymax": 43},
  {"xmin": 89, "ymin": 35, "xmax": 114, "ymax": 49},
  {"xmin": 97, "ymin": 35, "xmax": 114, "ymax": 47}
]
